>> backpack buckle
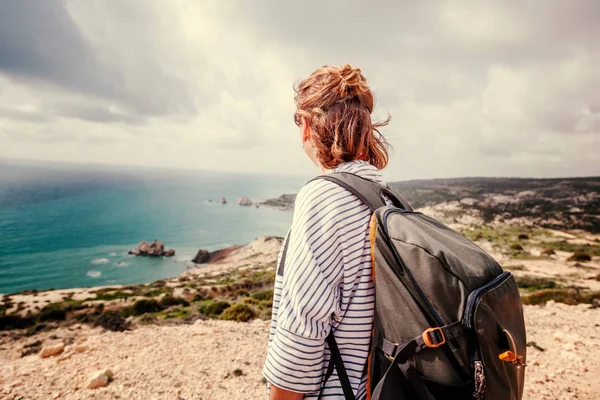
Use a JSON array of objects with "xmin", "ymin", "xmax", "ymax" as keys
[{"xmin": 422, "ymin": 327, "xmax": 446, "ymax": 348}]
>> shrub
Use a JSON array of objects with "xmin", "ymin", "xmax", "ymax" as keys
[
  {"xmin": 567, "ymin": 252, "xmax": 591, "ymax": 262},
  {"xmin": 192, "ymin": 290, "xmax": 211, "ymax": 302},
  {"xmin": 252, "ymin": 290, "xmax": 274, "ymax": 301},
  {"xmin": 38, "ymin": 304, "xmax": 67, "ymax": 322},
  {"xmin": 159, "ymin": 295, "xmax": 190, "ymax": 308},
  {"xmin": 522, "ymin": 289, "xmax": 600, "ymax": 305},
  {"xmin": 0, "ymin": 314, "xmax": 35, "ymax": 331},
  {"xmin": 510, "ymin": 244, "xmax": 524, "ymax": 251},
  {"xmin": 235, "ymin": 290, "xmax": 249, "ymax": 297},
  {"xmin": 518, "ymin": 234, "xmax": 529, "ymax": 240},
  {"xmin": 242, "ymin": 298, "xmax": 260, "ymax": 305},
  {"xmin": 515, "ymin": 276, "xmax": 558, "ymax": 291},
  {"xmin": 196, "ymin": 300, "xmax": 213, "ymax": 314},
  {"xmin": 21, "ymin": 340, "xmax": 43, "ymax": 357},
  {"xmin": 127, "ymin": 299, "xmax": 163, "ymax": 316},
  {"xmin": 220, "ymin": 303, "xmax": 256, "ymax": 322},
  {"xmin": 204, "ymin": 301, "xmax": 231, "ymax": 317},
  {"xmin": 93, "ymin": 310, "xmax": 130, "ymax": 331},
  {"xmin": 232, "ymin": 368, "xmax": 244, "ymax": 377}
]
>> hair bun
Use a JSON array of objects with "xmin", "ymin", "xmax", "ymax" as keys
[{"xmin": 334, "ymin": 64, "xmax": 372, "ymax": 112}]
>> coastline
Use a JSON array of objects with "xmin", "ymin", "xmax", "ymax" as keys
[{"xmin": 1, "ymin": 224, "xmax": 600, "ymax": 399}]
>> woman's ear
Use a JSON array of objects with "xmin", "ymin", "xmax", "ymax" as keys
[{"xmin": 301, "ymin": 117, "xmax": 312, "ymax": 143}]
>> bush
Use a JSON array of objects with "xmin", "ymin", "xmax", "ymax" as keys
[
  {"xmin": 219, "ymin": 303, "xmax": 256, "ymax": 322},
  {"xmin": 127, "ymin": 299, "xmax": 163, "ymax": 316},
  {"xmin": 38, "ymin": 304, "xmax": 67, "ymax": 322},
  {"xmin": 93, "ymin": 310, "xmax": 130, "ymax": 331},
  {"xmin": 159, "ymin": 295, "xmax": 190, "ymax": 308},
  {"xmin": 242, "ymin": 298, "xmax": 260, "ymax": 305},
  {"xmin": 510, "ymin": 243, "xmax": 524, "ymax": 251},
  {"xmin": 235, "ymin": 290, "xmax": 249, "ymax": 297},
  {"xmin": 252, "ymin": 289, "xmax": 274, "ymax": 301},
  {"xmin": 232, "ymin": 368, "xmax": 244, "ymax": 377},
  {"xmin": 522, "ymin": 289, "xmax": 600, "ymax": 305},
  {"xmin": 567, "ymin": 252, "xmax": 592, "ymax": 262},
  {"xmin": 0, "ymin": 314, "xmax": 35, "ymax": 331},
  {"xmin": 518, "ymin": 234, "xmax": 529, "ymax": 240},
  {"xmin": 204, "ymin": 301, "xmax": 231, "ymax": 317},
  {"xmin": 515, "ymin": 276, "xmax": 558, "ymax": 291}
]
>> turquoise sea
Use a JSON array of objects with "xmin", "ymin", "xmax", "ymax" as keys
[{"xmin": 0, "ymin": 161, "xmax": 303, "ymax": 294}]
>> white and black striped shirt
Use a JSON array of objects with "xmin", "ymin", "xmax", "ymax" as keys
[{"xmin": 263, "ymin": 160, "xmax": 386, "ymax": 399}]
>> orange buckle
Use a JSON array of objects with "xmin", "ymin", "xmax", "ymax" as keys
[{"xmin": 422, "ymin": 327, "xmax": 446, "ymax": 348}]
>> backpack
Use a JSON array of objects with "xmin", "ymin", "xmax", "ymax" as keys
[{"xmin": 278, "ymin": 172, "xmax": 526, "ymax": 400}]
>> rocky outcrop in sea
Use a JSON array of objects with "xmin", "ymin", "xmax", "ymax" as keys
[{"xmin": 128, "ymin": 240, "xmax": 175, "ymax": 257}]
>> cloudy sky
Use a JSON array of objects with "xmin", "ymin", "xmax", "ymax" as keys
[{"xmin": 0, "ymin": 0, "xmax": 598, "ymax": 181}]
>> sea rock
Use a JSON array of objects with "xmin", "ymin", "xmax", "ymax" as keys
[
  {"xmin": 129, "ymin": 240, "xmax": 175, "ymax": 257},
  {"xmin": 40, "ymin": 343, "xmax": 65, "ymax": 358},
  {"xmin": 147, "ymin": 240, "xmax": 164, "ymax": 256},
  {"xmin": 192, "ymin": 249, "xmax": 210, "ymax": 264},
  {"xmin": 238, "ymin": 196, "xmax": 253, "ymax": 206},
  {"xmin": 86, "ymin": 369, "xmax": 113, "ymax": 389}
]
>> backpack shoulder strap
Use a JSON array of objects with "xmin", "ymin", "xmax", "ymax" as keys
[{"xmin": 310, "ymin": 172, "xmax": 413, "ymax": 212}]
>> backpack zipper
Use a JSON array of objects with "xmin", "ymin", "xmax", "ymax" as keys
[{"xmin": 463, "ymin": 271, "xmax": 511, "ymax": 330}]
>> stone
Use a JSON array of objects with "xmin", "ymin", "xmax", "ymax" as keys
[
  {"xmin": 86, "ymin": 370, "xmax": 113, "ymax": 389},
  {"xmin": 540, "ymin": 248, "xmax": 556, "ymax": 256},
  {"xmin": 192, "ymin": 249, "xmax": 210, "ymax": 264},
  {"xmin": 75, "ymin": 345, "xmax": 87, "ymax": 353},
  {"xmin": 238, "ymin": 196, "xmax": 252, "ymax": 206},
  {"xmin": 40, "ymin": 343, "xmax": 65, "ymax": 358},
  {"xmin": 129, "ymin": 240, "xmax": 175, "ymax": 257}
]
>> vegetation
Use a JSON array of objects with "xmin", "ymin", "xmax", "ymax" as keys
[
  {"xmin": 93, "ymin": 310, "xmax": 130, "ymax": 331},
  {"xmin": 220, "ymin": 303, "xmax": 256, "ymax": 322},
  {"xmin": 539, "ymin": 241, "xmax": 600, "ymax": 257},
  {"xmin": 159, "ymin": 295, "xmax": 190, "ymax": 308},
  {"xmin": 514, "ymin": 276, "xmax": 560, "ymax": 292},
  {"xmin": 522, "ymin": 289, "xmax": 600, "ymax": 305},
  {"xmin": 251, "ymin": 289, "xmax": 274, "ymax": 301},
  {"xmin": 38, "ymin": 303, "xmax": 67, "ymax": 322},
  {"xmin": 126, "ymin": 299, "xmax": 163, "ymax": 316},
  {"xmin": 204, "ymin": 301, "xmax": 231, "ymax": 317},
  {"xmin": 567, "ymin": 252, "xmax": 592, "ymax": 262}
]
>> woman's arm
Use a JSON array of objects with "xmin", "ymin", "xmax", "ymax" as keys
[{"xmin": 269, "ymin": 385, "xmax": 304, "ymax": 400}]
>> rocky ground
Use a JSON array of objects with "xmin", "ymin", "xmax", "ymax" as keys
[
  {"xmin": 0, "ymin": 302, "xmax": 598, "ymax": 400},
  {"xmin": 2, "ymin": 212, "xmax": 600, "ymax": 399}
]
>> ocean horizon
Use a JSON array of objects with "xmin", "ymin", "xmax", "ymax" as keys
[{"xmin": 0, "ymin": 161, "xmax": 304, "ymax": 294}]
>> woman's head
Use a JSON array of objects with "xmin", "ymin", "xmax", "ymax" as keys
[{"xmin": 294, "ymin": 64, "xmax": 390, "ymax": 170}]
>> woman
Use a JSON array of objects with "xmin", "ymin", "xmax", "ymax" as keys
[{"xmin": 263, "ymin": 64, "xmax": 391, "ymax": 400}]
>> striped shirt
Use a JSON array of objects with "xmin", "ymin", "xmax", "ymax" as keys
[{"xmin": 263, "ymin": 160, "xmax": 387, "ymax": 399}]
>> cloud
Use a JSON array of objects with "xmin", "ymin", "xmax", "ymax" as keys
[
  {"xmin": 0, "ymin": 0, "xmax": 197, "ymax": 122},
  {"xmin": 0, "ymin": 0, "xmax": 598, "ymax": 179}
]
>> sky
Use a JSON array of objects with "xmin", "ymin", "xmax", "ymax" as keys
[{"xmin": 0, "ymin": 0, "xmax": 599, "ymax": 181}]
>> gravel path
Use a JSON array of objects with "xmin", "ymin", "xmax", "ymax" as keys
[{"xmin": 1, "ymin": 303, "xmax": 599, "ymax": 400}]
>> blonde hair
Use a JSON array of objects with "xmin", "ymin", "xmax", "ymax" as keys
[{"xmin": 295, "ymin": 64, "xmax": 390, "ymax": 170}]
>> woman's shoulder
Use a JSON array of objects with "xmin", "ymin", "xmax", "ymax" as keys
[{"xmin": 294, "ymin": 176, "xmax": 361, "ymax": 217}]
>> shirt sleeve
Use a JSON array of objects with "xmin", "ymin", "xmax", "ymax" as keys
[{"xmin": 263, "ymin": 180, "xmax": 344, "ymax": 394}]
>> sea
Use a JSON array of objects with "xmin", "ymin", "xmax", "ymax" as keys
[{"xmin": 0, "ymin": 161, "xmax": 305, "ymax": 294}]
